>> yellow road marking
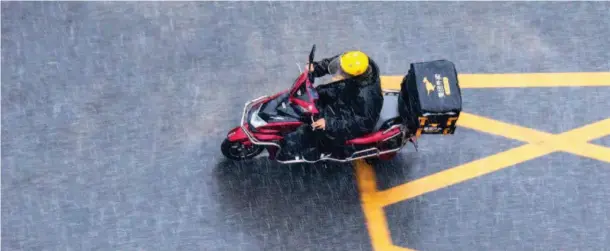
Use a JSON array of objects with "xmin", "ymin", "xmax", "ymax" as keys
[
  {"xmin": 456, "ymin": 113, "xmax": 610, "ymax": 163},
  {"xmin": 354, "ymin": 160, "xmax": 417, "ymax": 251},
  {"xmin": 356, "ymin": 115, "xmax": 610, "ymax": 250},
  {"xmin": 381, "ymin": 72, "xmax": 610, "ymax": 89},
  {"xmin": 375, "ymin": 143, "xmax": 553, "ymax": 206},
  {"xmin": 377, "ymin": 114, "xmax": 610, "ymax": 208},
  {"xmin": 456, "ymin": 113, "xmax": 551, "ymax": 141},
  {"xmin": 355, "ymin": 160, "xmax": 395, "ymax": 250},
  {"xmin": 355, "ymin": 72, "xmax": 610, "ymax": 251}
]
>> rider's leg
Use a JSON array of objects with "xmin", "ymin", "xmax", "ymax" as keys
[{"xmin": 276, "ymin": 124, "xmax": 315, "ymax": 161}]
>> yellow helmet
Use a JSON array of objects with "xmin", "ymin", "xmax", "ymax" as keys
[{"xmin": 339, "ymin": 51, "xmax": 370, "ymax": 76}]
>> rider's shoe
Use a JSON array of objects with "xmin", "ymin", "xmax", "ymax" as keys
[{"xmin": 320, "ymin": 153, "xmax": 332, "ymax": 159}]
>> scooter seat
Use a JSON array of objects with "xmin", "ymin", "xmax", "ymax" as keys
[{"xmin": 374, "ymin": 93, "xmax": 400, "ymax": 131}]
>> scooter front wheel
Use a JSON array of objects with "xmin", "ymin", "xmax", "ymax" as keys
[{"xmin": 221, "ymin": 138, "xmax": 264, "ymax": 160}]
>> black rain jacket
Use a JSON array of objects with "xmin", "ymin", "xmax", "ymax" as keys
[{"xmin": 311, "ymin": 54, "xmax": 384, "ymax": 142}]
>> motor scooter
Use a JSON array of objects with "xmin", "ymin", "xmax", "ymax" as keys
[{"xmin": 221, "ymin": 45, "xmax": 462, "ymax": 164}]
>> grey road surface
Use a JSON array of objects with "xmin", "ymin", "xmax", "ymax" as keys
[{"xmin": 2, "ymin": 2, "xmax": 609, "ymax": 251}]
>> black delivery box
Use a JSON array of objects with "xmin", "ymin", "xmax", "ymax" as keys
[{"xmin": 398, "ymin": 59, "xmax": 462, "ymax": 136}]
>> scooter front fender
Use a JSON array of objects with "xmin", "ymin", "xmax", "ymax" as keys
[
  {"xmin": 226, "ymin": 126, "xmax": 250, "ymax": 143},
  {"xmin": 226, "ymin": 125, "xmax": 283, "ymax": 145}
]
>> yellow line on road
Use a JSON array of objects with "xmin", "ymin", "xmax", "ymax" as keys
[
  {"xmin": 375, "ymin": 143, "xmax": 552, "ymax": 206},
  {"xmin": 456, "ymin": 113, "xmax": 551, "ymax": 142},
  {"xmin": 381, "ymin": 72, "xmax": 610, "ymax": 89},
  {"xmin": 456, "ymin": 114, "xmax": 610, "ymax": 164},
  {"xmin": 356, "ymin": 72, "xmax": 610, "ymax": 251},
  {"xmin": 355, "ymin": 114, "xmax": 610, "ymax": 251},
  {"xmin": 354, "ymin": 160, "xmax": 417, "ymax": 251},
  {"xmin": 375, "ymin": 114, "xmax": 610, "ymax": 207}
]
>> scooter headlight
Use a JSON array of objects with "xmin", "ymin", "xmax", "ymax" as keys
[{"xmin": 249, "ymin": 106, "xmax": 267, "ymax": 128}]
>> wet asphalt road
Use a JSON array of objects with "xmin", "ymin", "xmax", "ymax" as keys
[{"xmin": 2, "ymin": 2, "xmax": 610, "ymax": 251}]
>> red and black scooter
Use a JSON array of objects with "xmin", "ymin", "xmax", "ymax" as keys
[{"xmin": 221, "ymin": 45, "xmax": 462, "ymax": 164}]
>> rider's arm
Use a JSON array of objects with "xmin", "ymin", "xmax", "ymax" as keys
[
  {"xmin": 323, "ymin": 90, "xmax": 380, "ymax": 138},
  {"xmin": 311, "ymin": 54, "xmax": 340, "ymax": 78}
]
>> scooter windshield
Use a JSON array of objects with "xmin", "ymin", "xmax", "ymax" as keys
[
  {"xmin": 327, "ymin": 56, "xmax": 352, "ymax": 82},
  {"xmin": 292, "ymin": 74, "xmax": 306, "ymax": 89}
]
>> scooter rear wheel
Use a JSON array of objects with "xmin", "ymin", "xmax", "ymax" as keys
[{"xmin": 221, "ymin": 138, "xmax": 264, "ymax": 160}]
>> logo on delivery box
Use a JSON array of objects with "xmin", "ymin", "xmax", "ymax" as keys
[{"xmin": 423, "ymin": 74, "xmax": 451, "ymax": 98}]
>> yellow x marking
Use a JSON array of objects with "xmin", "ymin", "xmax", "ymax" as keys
[
  {"xmin": 376, "ymin": 113, "xmax": 610, "ymax": 207},
  {"xmin": 355, "ymin": 72, "xmax": 610, "ymax": 251}
]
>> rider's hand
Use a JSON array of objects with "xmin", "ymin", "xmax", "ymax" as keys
[
  {"xmin": 305, "ymin": 63, "xmax": 314, "ymax": 72},
  {"xmin": 312, "ymin": 118, "xmax": 326, "ymax": 130}
]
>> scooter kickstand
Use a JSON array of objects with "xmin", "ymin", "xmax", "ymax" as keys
[{"xmin": 409, "ymin": 137, "xmax": 419, "ymax": 152}]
